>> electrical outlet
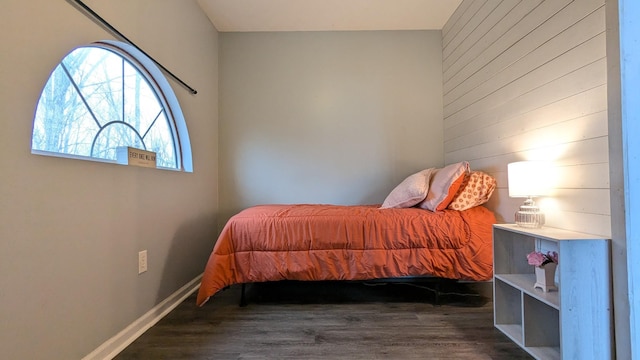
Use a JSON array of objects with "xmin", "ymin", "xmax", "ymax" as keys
[{"xmin": 138, "ymin": 250, "xmax": 148, "ymax": 274}]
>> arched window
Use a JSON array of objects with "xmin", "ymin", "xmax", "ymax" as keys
[{"xmin": 31, "ymin": 41, "xmax": 192, "ymax": 171}]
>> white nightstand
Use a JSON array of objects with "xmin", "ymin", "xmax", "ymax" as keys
[{"xmin": 492, "ymin": 224, "xmax": 612, "ymax": 360}]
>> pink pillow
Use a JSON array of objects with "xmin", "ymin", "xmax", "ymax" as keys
[
  {"xmin": 380, "ymin": 168, "xmax": 436, "ymax": 209},
  {"xmin": 447, "ymin": 171, "xmax": 496, "ymax": 211},
  {"xmin": 418, "ymin": 161, "xmax": 469, "ymax": 211}
]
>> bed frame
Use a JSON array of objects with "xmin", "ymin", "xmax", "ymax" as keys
[{"xmin": 236, "ymin": 277, "xmax": 473, "ymax": 307}]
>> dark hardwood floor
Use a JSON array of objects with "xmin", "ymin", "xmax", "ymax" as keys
[{"xmin": 115, "ymin": 280, "xmax": 532, "ymax": 359}]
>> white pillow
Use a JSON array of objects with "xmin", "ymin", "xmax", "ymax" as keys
[
  {"xmin": 418, "ymin": 161, "xmax": 470, "ymax": 211},
  {"xmin": 380, "ymin": 168, "xmax": 436, "ymax": 209}
]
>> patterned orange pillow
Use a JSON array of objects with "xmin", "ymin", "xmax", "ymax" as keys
[{"xmin": 447, "ymin": 171, "xmax": 496, "ymax": 211}]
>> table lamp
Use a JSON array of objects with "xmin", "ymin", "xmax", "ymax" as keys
[{"xmin": 507, "ymin": 161, "xmax": 549, "ymax": 228}]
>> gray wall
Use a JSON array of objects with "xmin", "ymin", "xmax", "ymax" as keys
[
  {"xmin": 0, "ymin": 1, "xmax": 219, "ymax": 359},
  {"xmin": 442, "ymin": 0, "xmax": 609, "ymax": 236},
  {"xmin": 219, "ymin": 31, "xmax": 444, "ymax": 222}
]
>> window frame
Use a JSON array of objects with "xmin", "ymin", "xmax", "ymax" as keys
[{"xmin": 31, "ymin": 40, "xmax": 193, "ymax": 172}]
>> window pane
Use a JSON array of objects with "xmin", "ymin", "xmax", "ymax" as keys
[
  {"xmin": 93, "ymin": 123, "xmax": 144, "ymax": 160},
  {"xmin": 123, "ymin": 60, "xmax": 162, "ymax": 135},
  {"xmin": 143, "ymin": 112, "xmax": 177, "ymax": 168},
  {"xmin": 32, "ymin": 63, "xmax": 100, "ymax": 154},
  {"xmin": 63, "ymin": 47, "xmax": 124, "ymax": 127}
]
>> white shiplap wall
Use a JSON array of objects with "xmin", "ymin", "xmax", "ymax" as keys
[{"xmin": 442, "ymin": 0, "xmax": 610, "ymax": 237}]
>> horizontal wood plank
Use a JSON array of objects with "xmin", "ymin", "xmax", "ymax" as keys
[
  {"xmin": 444, "ymin": 0, "xmax": 543, "ymax": 84},
  {"xmin": 444, "ymin": 0, "xmax": 572, "ymax": 94},
  {"xmin": 443, "ymin": 0, "xmax": 502, "ymax": 63},
  {"xmin": 445, "ymin": 6, "xmax": 606, "ymax": 109},
  {"xmin": 442, "ymin": 0, "xmax": 474, "ymax": 41},
  {"xmin": 443, "ymin": 0, "xmax": 521, "ymax": 71},
  {"xmin": 445, "ymin": 84, "xmax": 607, "ymax": 144},
  {"xmin": 445, "ymin": 57, "xmax": 606, "ymax": 134},
  {"xmin": 443, "ymin": 0, "xmax": 488, "ymax": 48}
]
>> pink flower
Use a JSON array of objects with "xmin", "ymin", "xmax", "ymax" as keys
[
  {"xmin": 527, "ymin": 252, "xmax": 545, "ymax": 266},
  {"xmin": 527, "ymin": 251, "xmax": 558, "ymax": 267}
]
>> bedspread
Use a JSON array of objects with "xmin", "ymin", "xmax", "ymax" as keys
[{"xmin": 197, "ymin": 204, "xmax": 496, "ymax": 306}]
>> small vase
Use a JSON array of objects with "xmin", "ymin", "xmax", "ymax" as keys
[{"xmin": 534, "ymin": 262, "xmax": 558, "ymax": 292}]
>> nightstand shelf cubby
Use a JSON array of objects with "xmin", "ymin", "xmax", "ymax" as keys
[{"xmin": 492, "ymin": 224, "xmax": 612, "ymax": 360}]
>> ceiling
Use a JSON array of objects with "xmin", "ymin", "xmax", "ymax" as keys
[{"xmin": 196, "ymin": 0, "xmax": 462, "ymax": 32}]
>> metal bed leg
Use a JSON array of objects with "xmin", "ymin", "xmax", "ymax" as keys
[
  {"xmin": 434, "ymin": 279, "xmax": 442, "ymax": 306},
  {"xmin": 239, "ymin": 283, "xmax": 248, "ymax": 307}
]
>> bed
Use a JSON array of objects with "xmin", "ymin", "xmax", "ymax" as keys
[
  {"xmin": 196, "ymin": 203, "xmax": 496, "ymax": 306},
  {"xmin": 196, "ymin": 162, "xmax": 497, "ymax": 306}
]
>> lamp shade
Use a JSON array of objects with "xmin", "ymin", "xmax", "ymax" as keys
[{"xmin": 507, "ymin": 161, "xmax": 550, "ymax": 198}]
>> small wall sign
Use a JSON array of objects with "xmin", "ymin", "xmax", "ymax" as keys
[{"xmin": 116, "ymin": 147, "xmax": 157, "ymax": 168}]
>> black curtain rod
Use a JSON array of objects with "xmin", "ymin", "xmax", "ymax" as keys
[{"xmin": 66, "ymin": 0, "xmax": 198, "ymax": 95}]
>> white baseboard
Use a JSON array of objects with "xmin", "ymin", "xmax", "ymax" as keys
[{"xmin": 82, "ymin": 274, "xmax": 203, "ymax": 360}]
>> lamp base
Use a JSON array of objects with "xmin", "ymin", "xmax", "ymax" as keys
[{"xmin": 515, "ymin": 198, "xmax": 545, "ymax": 228}]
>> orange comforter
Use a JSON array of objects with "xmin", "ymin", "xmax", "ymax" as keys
[{"xmin": 197, "ymin": 204, "xmax": 496, "ymax": 306}]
